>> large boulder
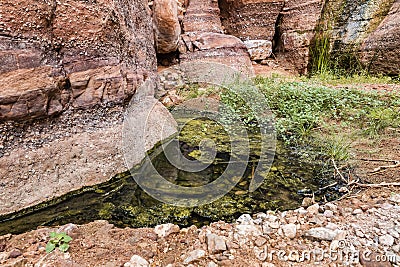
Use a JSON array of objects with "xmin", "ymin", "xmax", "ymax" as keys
[
  {"xmin": 153, "ymin": 0, "xmax": 181, "ymax": 54},
  {"xmin": 179, "ymin": 32, "xmax": 253, "ymax": 75},
  {"xmin": 0, "ymin": 0, "xmax": 156, "ymax": 121},
  {"xmin": 359, "ymin": 0, "xmax": 400, "ymax": 75}
]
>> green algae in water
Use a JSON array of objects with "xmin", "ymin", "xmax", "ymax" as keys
[{"xmin": 0, "ymin": 119, "xmax": 341, "ymax": 235}]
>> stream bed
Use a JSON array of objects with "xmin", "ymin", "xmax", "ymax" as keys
[{"xmin": 0, "ymin": 118, "xmax": 342, "ymax": 235}]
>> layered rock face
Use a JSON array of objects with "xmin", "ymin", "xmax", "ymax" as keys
[
  {"xmin": 218, "ymin": 0, "xmax": 323, "ymax": 73},
  {"xmin": 178, "ymin": 0, "xmax": 254, "ymax": 76},
  {"xmin": 0, "ymin": 0, "xmax": 156, "ymax": 121},
  {"xmin": 276, "ymin": 0, "xmax": 324, "ymax": 74},
  {"xmin": 219, "ymin": 0, "xmax": 285, "ymax": 41},
  {"xmin": 360, "ymin": 0, "xmax": 400, "ymax": 75},
  {"xmin": 182, "ymin": 0, "xmax": 223, "ymax": 33}
]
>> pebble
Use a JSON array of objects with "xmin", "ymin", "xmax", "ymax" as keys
[
  {"xmin": 355, "ymin": 229, "xmax": 365, "ymax": 238},
  {"xmin": 124, "ymin": 255, "xmax": 149, "ymax": 267},
  {"xmin": 324, "ymin": 203, "xmax": 337, "ymax": 211},
  {"xmin": 237, "ymin": 214, "xmax": 254, "ymax": 225},
  {"xmin": 262, "ymin": 263, "xmax": 276, "ymax": 267},
  {"xmin": 381, "ymin": 203, "xmax": 394, "ymax": 210},
  {"xmin": 154, "ymin": 223, "xmax": 180, "ymax": 238},
  {"xmin": 304, "ymin": 227, "xmax": 342, "ymax": 241},
  {"xmin": 295, "ymin": 207, "xmax": 308, "ymax": 215},
  {"xmin": 0, "ymin": 252, "xmax": 8, "ymax": 261},
  {"xmin": 206, "ymin": 233, "xmax": 227, "ymax": 253},
  {"xmin": 268, "ymin": 221, "xmax": 280, "ymax": 229},
  {"xmin": 352, "ymin": 209, "xmax": 363, "ymax": 215},
  {"xmin": 57, "ymin": 223, "xmax": 78, "ymax": 236},
  {"xmin": 379, "ymin": 234, "xmax": 394, "ymax": 246},
  {"xmin": 390, "ymin": 194, "xmax": 400, "ymax": 203},
  {"xmin": 254, "ymin": 237, "xmax": 267, "ymax": 247},
  {"xmin": 388, "ymin": 228, "xmax": 400, "ymax": 238},
  {"xmin": 306, "ymin": 204, "xmax": 320, "ymax": 215},
  {"xmin": 8, "ymin": 249, "xmax": 22, "ymax": 258},
  {"xmin": 324, "ymin": 210, "xmax": 334, "ymax": 218},
  {"xmin": 302, "ymin": 197, "xmax": 314, "ymax": 207},
  {"xmin": 183, "ymin": 249, "xmax": 206, "ymax": 264},
  {"xmin": 235, "ymin": 225, "xmax": 262, "ymax": 237},
  {"xmin": 282, "ymin": 223, "xmax": 297, "ymax": 239},
  {"xmin": 325, "ymin": 222, "xmax": 339, "ymax": 230}
]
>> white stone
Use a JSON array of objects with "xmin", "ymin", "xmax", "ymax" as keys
[
  {"xmin": 355, "ymin": 229, "xmax": 365, "ymax": 238},
  {"xmin": 237, "ymin": 214, "xmax": 254, "ymax": 225},
  {"xmin": 295, "ymin": 207, "xmax": 308, "ymax": 215},
  {"xmin": 324, "ymin": 203, "xmax": 338, "ymax": 211},
  {"xmin": 183, "ymin": 249, "xmax": 206, "ymax": 264},
  {"xmin": 352, "ymin": 209, "xmax": 363, "ymax": 215},
  {"xmin": 390, "ymin": 194, "xmax": 400, "ymax": 203},
  {"xmin": 206, "ymin": 233, "xmax": 227, "ymax": 253},
  {"xmin": 154, "ymin": 223, "xmax": 180, "ymax": 238},
  {"xmin": 256, "ymin": 212, "xmax": 268, "ymax": 221},
  {"xmin": 306, "ymin": 204, "xmax": 320, "ymax": 215},
  {"xmin": 282, "ymin": 223, "xmax": 297, "ymax": 239},
  {"xmin": 304, "ymin": 227, "xmax": 343, "ymax": 241},
  {"xmin": 268, "ymin": 221, "xmax": 280, "ymax": 229},
  {"xmin": 381, "ymin": 203, "xmax": 394, "ymax": 210},
  {"xmin": 235, "ymin": 225, "xmax": 262, "ymax": 236},
  {"xmin": 388, "ymin": 228, "xmax": 400, "ymax": 239},
  {"xmin": 324, "ymin": 210, "xmax": 334, "ymax": 218},
  {"xmin": 124, "ymin": 255, "xmax": 149, "ymax": 267},
  {"xmin": 379, "ymin": 234, "xmax": 395, "ymax": 246}
]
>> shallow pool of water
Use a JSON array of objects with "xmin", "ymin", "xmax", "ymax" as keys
[{"xmin": 0, "ymin": 119, "xmax": 342, "ymax": 235}]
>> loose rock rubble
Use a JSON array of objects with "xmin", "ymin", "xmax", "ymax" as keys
[{"xmin": 1, "ymin": 194, "xmax": 400, "ymax": 266}]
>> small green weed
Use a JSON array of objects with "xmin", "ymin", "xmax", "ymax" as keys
[
  {"xmin": 254, "ymin": 76, "xmax": 400, "ymax": 159},
  {"xmin": 46, "ymin": 232, "xmax": 72, "ymax": 253},
  {"xmin": 364, "ymin": 107, "xmax": 399, "ymax": 136}
]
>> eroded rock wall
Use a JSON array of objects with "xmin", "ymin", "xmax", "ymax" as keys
[
  {"xmin": 219, "ymin": 0, "xmax": 285, "ymax": 41},
  {"xmin": 215, "ymin": 0, "xmax": 398, "ymax": 75},
  {"xmin": 321, "ymin": 0, "xmax": 397, "ymax": 73},
  {"xmin": 276, "ymin": 0, "xmax": 325, "ymax": 74},
  {"xmin": 217, "ymin": 0, "xmax": 324, "ymax": 74},
  {"xmin": 0, "ymin": 0, "xmax": 156, "ymax": 121},
  {"xmin": 359, "ymin": 0, "xmax": 400, "ymax": 75}
]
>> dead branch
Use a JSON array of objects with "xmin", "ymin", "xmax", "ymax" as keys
[
  {"xmin": 331, "ymin": 158, "xmax": 348, "ymax": 184},
  {"xmin": 370, "ymin": 160, "xmax": 400, "ymax": 173},
  {"xmin": 354, "ymin": 182, "xmax": 400, "ymax": 188}
]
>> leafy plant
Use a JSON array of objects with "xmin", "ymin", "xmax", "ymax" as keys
[
  {"xmin": 46, "ymin": 232, "xmax": 72, "ymax": 253},
  {"xmin": 364, "ymin": 107, "xmax": 399, "ymax": 136},
  {"xmin": 253, "ymin": 76, "xmax": 400, "ymax": 161}
]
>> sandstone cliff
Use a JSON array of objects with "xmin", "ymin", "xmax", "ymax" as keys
[
  {"xmin": 0, "ymin": 0, "xmax": 156, "ymax": 121},
  {"xmin": 1, "ymin": 0, "xmax": 399, "ymax": 122}
]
